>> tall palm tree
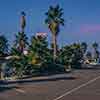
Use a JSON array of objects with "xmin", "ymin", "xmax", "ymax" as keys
[
  {"xmin": 12, "ymin": 11, "xmax": 28, "ymax": 54},
  {"xmin": 18, "ymin": 11, "xmax": 27, "ymax": 52},
  {"xmin": 45, "ymin": 4, "xmax": 64, "ymax": 62}
]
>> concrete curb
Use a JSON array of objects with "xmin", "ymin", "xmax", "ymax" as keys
[{"xmin": 0, "ymin": 73, "xmax": 74, "ymax": 85}]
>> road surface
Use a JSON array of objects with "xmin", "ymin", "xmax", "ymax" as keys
[{"xmin": 0, "ymin": 69, "xmax": 100, "ymax": 100}]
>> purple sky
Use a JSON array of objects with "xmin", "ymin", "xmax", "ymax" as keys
[{"xmin": 0, "ymin": 0, "xmax": 100, "ymax": 47}]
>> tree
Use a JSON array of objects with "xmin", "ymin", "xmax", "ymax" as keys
[
  {"xmin": 11, "ymin": 11, "xmax": 28, "ymax": 53},
  {"xmin": 58, "ymin": 45, "xmax": 73, "ymax": 70},
  {"xmin": 28, "ymin": 35, "xmax": 49, "ymax": 65},
  {"xmin": 80, "ymin": 42, "xmax": 88, "ymax": 63},
  {"xmin": 92, "ymin": 42, "xmax": 99, "ymax": 61},
  {"xmin": 27, "ymin": 35, "xmax": 53, "ymax": 74},
  {"xmin": 92, "ymin": 42, "xmax": 98, "ymax": 51},
  {"xmin": 7, "ymin": 11, "xmax": 28, "ymax": 78},
  {"xmin": 9, "ymin": 34, "xmax": 29, "ymax": 78},
  {"xmin": 45, "ymin": 4, "xmax": 64, "ymax": 62},
  {"xmin": 81, "ymin": 42, "xmax": 87, "ymax": 54},
  {"xmin": 13, "ymin": 32, "xmax": 28, "ymax": 53},
  {"xmin": 0, "ymin": 35, "xmax": 8, "ymax": 57},
  {"xmin": 70, "ymin": 43, "xmax": 83, "ymax": 68},
  {"xmin": 58, "ymin": 43, "xmax": 83, "ymax": 69},
  {"xmin": 86, "ymin": 51, "xmax": 92, "ymax": 62},
  {"xmin": 0, "ymin": 35, "xmax": 8, "ymax": 79},
  {"xmin": 9, "ymin": 31, "xmax": 28, "ymax": 78}
]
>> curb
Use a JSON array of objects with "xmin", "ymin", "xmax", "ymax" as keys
[{"xmin": 0, "ymin": 73, "xmax": 74, "ymax": 85}]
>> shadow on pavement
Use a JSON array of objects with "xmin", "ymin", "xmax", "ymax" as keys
[{"xmin": 0, "ymin": 86, "xmax": 17, "ymax": 92}]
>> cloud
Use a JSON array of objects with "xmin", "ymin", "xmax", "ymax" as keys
[{"xmin": 80, "ymin": 24, "xmax": 100, "ymax": 33}]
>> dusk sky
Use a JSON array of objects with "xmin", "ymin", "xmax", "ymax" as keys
[{"xmin": 0, "ymin": 0, "xmax": 100, "ymax": 47}]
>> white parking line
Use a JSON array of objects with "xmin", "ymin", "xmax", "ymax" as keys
[
  {"xmin": 15, "ymin": 88, "xmax": 26, "ymax": 93},
  {"xmin": 53, "ymin": 75, "xmax": 100, "ymax": 100}
]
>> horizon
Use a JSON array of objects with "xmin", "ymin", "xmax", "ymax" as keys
[{"xmin": 0, "ymin": 0, "xmax": 100, "ymax": 47}]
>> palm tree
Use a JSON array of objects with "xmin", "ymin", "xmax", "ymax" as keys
[
  {"xmin": 13, "ymin": 11, "xmax": 28, "ymax": 53},
  {"xmin": 45, "ymin": 4, "xmax": 64, "ymax": 62},
  {"xmin": 8, "ymin": 11, "xmax": 28, "ymax": 78}
]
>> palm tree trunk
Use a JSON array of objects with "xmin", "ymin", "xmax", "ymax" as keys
[
  {"xmin": 19, "ymin": 40, "xmax": 24, "ymax": 53},
  {"xmin": 52, "ymin": 34, "xmax": 57, "ymax": 62},
  {"xmin": 21, "ymin": 28, "xmax": 24, "ymax": 33}
]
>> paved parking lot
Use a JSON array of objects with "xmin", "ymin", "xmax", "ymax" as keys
[{"xmin": 0, "ymin": 69, "xmax": 100, "ymax": 100}]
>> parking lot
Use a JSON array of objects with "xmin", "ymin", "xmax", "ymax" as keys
[{"xmin": 0, "ymin": 69, "xmax": 100, "ymax": 100}]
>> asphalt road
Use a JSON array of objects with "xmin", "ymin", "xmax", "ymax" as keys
[{"xmin": 0, "ymin": 69, "xmax": 100, "ymax": 100}]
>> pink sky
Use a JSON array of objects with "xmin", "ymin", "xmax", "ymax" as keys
[{"xmin": 80, "ymin": 24, "xmax": 100, "ymax": 33}]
